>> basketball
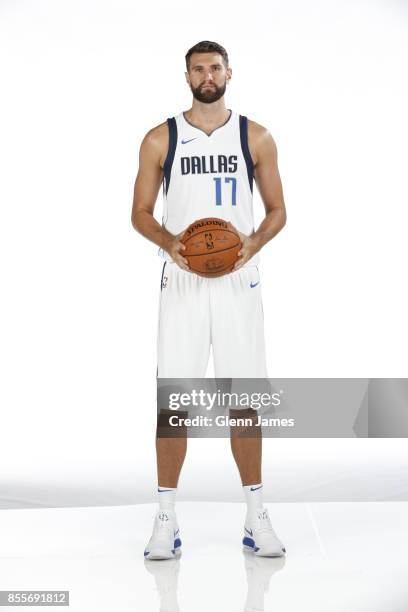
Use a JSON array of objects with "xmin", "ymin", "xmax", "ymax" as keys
[{"xmin": 180, "ymin": 217, "xmax": 241, "ymax": 277}]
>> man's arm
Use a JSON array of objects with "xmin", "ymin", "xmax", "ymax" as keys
[
  {"xmin": 131, "ymin": 125, "xmax": 189, "ymax": 271},
  {"xmin": 233, "ymin": 122, "xmax": 287, "ymax": 270}
]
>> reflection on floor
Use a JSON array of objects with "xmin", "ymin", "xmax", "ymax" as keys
[
  {"xmin": 0, "ymin": 502, "xmax": 407, "ymax": 611},
  {"xmin": 145, "ymin": 549, "xmax": 285, "ymax": 611}
]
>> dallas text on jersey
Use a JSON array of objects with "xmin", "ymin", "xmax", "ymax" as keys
[{"xmin": 181, "ymin": 155, "xmax": 238, "ymax": 175}]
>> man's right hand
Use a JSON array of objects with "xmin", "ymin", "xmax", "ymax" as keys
[{"xmin": 166, "ymin": 231, "xmax": 190, "ymax": 272}]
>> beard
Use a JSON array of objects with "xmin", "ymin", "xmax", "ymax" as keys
[{"xmin": 190, "ymin": 79, "xmax": 227, "ymax": 104}]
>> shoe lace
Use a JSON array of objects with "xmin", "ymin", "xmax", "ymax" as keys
[
  {"xmin": 155, "ymin": 512, "xmax": 175, "ymax": 540},
  {"xmin": 256, "ymin": 509, "xmax": 274, "ymax": 534}
]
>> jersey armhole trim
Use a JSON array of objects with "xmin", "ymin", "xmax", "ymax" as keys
[
  {"xmin": 239, "ymin": 115, "xmax": 254, "ymax": 194},
  {"xmin": 163, "ymin": 117, "xmax": 177, "ymax": 195}
]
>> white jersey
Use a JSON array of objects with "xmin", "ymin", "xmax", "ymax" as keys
[{"xmin": 159, "ymin": 109, "xmax": 259, "ymax": 266}]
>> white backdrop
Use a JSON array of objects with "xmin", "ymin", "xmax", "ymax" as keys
[{"xmin": 1, "ymin": 0, "xmax": 407, "ymax": 508}]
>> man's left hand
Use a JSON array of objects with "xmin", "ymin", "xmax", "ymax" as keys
[{"xmin": 232, "ymin": 231, "xmax": 260, "ymax": 271}]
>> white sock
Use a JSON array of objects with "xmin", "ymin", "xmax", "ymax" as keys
[
  {"xmin": 243, "ymin": 483, "xmax": 264, "ymax": 517},
  {"xmin": 158, "ymin": 486, "xmax": 177, "ymax": 511}
]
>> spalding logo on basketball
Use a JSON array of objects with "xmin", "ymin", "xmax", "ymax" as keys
[{"xmin": 181, "ymin": 218, "xmax": 241, "ymax": 277}]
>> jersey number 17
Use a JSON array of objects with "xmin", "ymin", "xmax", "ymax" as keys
[{"xmin": 213, "ymin": 177, "xmax": 237, "ymax": 206}]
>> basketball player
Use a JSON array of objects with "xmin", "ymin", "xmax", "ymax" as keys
[{"xmin": 131, "ymin": 41, "xmax": 287, "ymax": 559}]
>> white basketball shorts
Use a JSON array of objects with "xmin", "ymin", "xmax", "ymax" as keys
[{"xmin": 157, "ymin": 263, "xmax": 268, "ymax": 378}]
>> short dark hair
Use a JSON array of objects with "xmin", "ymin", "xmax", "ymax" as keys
[{"xmin": 185, "ymin": 40, "xmax": 229, "ymax": 71}]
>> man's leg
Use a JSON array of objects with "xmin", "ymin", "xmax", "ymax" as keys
[
  {"xmin": 211, "ymin": 265, "xmax": 267, "ymax": 490},
  {"xmin": 144, "ymin": 263, "xmax": 210, "ymax": 560},
  {"xmin": 229, "ymin": 408, "xmax": 262, "ymax": 486},
  {"xmin": 156, "ymin": 436, "xmax": 188, "ymax": 489},
  {"xmin": 156, "ymin": 264, "xmax": 210, "ymax": 487},
  {"xmin": 211, "ymin": 266, "xmax": 285, "ymax": 556}
]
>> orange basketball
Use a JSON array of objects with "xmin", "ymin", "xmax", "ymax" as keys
[{"xmin": 181, "ymin": 218, "xmax": 241, "ymax": 277}]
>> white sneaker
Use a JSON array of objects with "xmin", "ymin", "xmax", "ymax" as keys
[
  {"xmin": 243, "ymin": 508, "xmax": 286, "ymax": 557},
  {"xmin": 144, "ymin": 510, "xmax": 182, "ymax": 560}
]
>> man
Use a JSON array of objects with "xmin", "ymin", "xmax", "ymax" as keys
[{"xmin": 131, "ymin": 41, "xmax": 286, "ymax": 559}]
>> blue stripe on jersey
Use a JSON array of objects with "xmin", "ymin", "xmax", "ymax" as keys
[
  {"xmin": 239, "ymin": 115, "xmax": 254, "ymax": 193},
  {"xmin": 163, "ymin": 117, "xmax": 178, "ymax": 195},
  {"xmin": 160, "ymin": 261, "xmax": 167, "ymax": 290}
]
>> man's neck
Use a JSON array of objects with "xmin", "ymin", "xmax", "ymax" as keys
[{"xmin": 184, "ymin": 100, "xmax": 230, "ymax": 130}]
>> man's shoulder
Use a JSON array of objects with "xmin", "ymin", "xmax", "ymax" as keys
[
  {"xmin": 143, "ymin": 120, "xmax": 169, "ymax": 146},
  {"xmin": 245, "ymin": 118, "xmax": 275, "ymax": 166},
  {"xmin": 247, "ymin": 118, "xmax": 271, "ymax": 140},
  {"xmin": 141, "ymin": 121, "xmax": 170, "ymax": 167}
]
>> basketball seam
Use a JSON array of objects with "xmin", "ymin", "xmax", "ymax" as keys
[
  {"xmin": 185, "ymin": 243, "xmax": 240, "ymax": 257},
  {"xmin": 196, "ymin": 264, "xmax": 235, "ymax": 275},
  {"xmin": 182, "ymin": 229, "xmax": 239, "ymax": 242}
]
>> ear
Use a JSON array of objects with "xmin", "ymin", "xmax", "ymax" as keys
[
  {"xmin": 185, "ymin": 71, "xmax": 190, "ymax": 84},
  {"xmin": 226, "ymin": 66, "xmax": 232, "ymax": 82}
]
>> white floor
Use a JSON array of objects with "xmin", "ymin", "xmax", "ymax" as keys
[{"xmin": 0, "ymin": 502, "xmax": 407, "ymax": 611}]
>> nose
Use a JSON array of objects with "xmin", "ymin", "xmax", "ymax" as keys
[{"xmin": 202, "ymin": 78, "xmax": 214, "ymax": 88}]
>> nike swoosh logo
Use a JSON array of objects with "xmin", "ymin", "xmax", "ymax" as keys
[
  {"xmin": 250, "ymin": 282, "xmax": 260, "ymax": 288},
  {"xmin": 181, "ymin": 137, "xmax": 198, "ymax": 144},
  {"xmin": 250, "ymin": 485, "xmax": 263, "ymax": 491}
]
